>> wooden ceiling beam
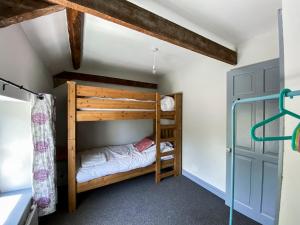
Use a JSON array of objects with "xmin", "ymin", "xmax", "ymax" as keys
[
  {"xmin": 53, "ymin": 71, "xmax": 158, "ymax": 89},
  {"xmin": 47, "ymin": 0, "xmax": 237, "ymax": 65},
  {"xmin": 0, "ymin": 0, "xmax": 64, "ymax": 28},
  {"xmin": 67, "ymin": 9, "xmax": 84, "ymax": 70}
]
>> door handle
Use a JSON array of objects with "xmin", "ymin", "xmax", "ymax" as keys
[{"xmin": 226, "ymin": 147, "xmax": 232, "ymax": 153}]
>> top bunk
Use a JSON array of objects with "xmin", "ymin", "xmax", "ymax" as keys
[{"xmin": 67, "ymin": 81, "xmax": 180, "ymax": 122}]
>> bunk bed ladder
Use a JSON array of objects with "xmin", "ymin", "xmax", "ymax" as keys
[{"xmin": 155, "ymin": 93, "xmax": 182, "ymax": 183}]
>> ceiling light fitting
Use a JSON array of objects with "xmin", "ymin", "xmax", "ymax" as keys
[{"xmin": 152, "ymin": 47, "xmax": 159, "ymax": 75}]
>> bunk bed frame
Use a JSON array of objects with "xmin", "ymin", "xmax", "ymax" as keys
[{"xmin": 67, "ymin": 81, "xmax": 182, "ymax": 212}]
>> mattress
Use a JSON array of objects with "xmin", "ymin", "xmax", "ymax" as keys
[{"xmin": 76, "ymin": 143, "xmax": 173, "ymax": 183}]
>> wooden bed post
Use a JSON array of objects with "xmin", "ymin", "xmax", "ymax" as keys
[
  {"xmin": 155, "ymin": 93, "xmax": 161, "ymax": 183},
  {"xmin": 67, "ymin": 81, "xmax": 77, "ymax": 212},
  {"xmin": 174, "ymin": 93, "xmax": 182, "ymax": 176}
]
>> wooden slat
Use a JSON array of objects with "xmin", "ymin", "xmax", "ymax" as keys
[
  {"xmin": 47, "ymin": 0, "xmax": 237, "ymax": 65},
  {"xmin": 174, "ymin": 93, "xmax": 182, "ymax": 176},
  {"xmin": 161, "ymin": 137, "xmax": 175, "ymax": 142},
  {"xmin": 161, "ymin": 150, "xmax": 175, "ymax": 157},
  {"xmin": 161, "ymin": 159, "xmax": 174, "ymax": 168},
  {"xmin": 77, "ymin": 159, "xmax": 174, "ymax": 193},
  {"xmin": 77, "ymin": 98, "xmax": 155, "ymax": 110},
  {"xmin": 155, "ymin": 93, "xmax": 161, "ymax": 183},
  {"xmin": 53, "ymin": 71, "xmax": 158, "ymax": 89},
  {"xmin": 67, "ymin": 81, "xmax": 76, "ymax": 213},
  {"xmin": 66, "ymin": 9, "xmax": 83, "ymax": 70},
  {"xmin": 77, "ymin": 85, "xmax": 156, "ymax": 101},
  {"xmin": 77, "ymin": 164, "xmax": 155, "ymax": 193},
  {"xmin": 161, "ymin": 124, "xmax": 176, "ymax": 130},
  {"xmin": 161, "ymin": 111, "xmax": 175, "ymax": 119},
  {"xmin": 68, "ymin": 81, "xmax": 76, "ymax": 140},
  {"xmin": 0, "ymin": 0, "xmax": 64, "ymax": 28},
  {"xmin": 160, "ymin": 170, "xmax": 175, "ymax": 179},
  {"xmin": 77, "ymin": 111, "xmax": 155, "ymax": 121},
  {"xmin": 153, "ymin": 119, "xmax": 156, "ymax": 140}
]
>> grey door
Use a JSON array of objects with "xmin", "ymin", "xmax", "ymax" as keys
[{"xmin": 226, "ymin": 59, "xmax": 280, "ymax": 225}]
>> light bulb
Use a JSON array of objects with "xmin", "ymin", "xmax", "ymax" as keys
[
  {"xmin": 151, "ymin": 47, "xmax": 159, "ymax": 75},
  {"xmin": 152, "ymin": 65, "xmax": 156, "ymax": 74}
]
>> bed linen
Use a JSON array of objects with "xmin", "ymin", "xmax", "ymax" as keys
[
  {"xmin": 81, "ymin": 151, "xmax": 106, "ymax": 168},
  {"xmin": 76, "ymin": 143, "xmax": 173, "ymax": 183}
]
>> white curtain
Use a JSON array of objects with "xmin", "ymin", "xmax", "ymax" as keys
[{"xmin": 31, "ymin": 94, "xmax": 56, "ymax": 216}]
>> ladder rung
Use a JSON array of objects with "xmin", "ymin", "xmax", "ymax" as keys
[
  {"xmin": 161, "ymin": 111, "xmax": 175, "ymax": 119},
  {"xmin": 160, "ymin": 137, "xmax": 175, "ymax": 142},
  {"xmin": 160, "ymin": 170, "xmax": 175, "ymax": 179},
  {"xmin": 161, "ymin": 150, "xmax": 175, "ymax": 157},
  {"xmin": 161, "ymin": 159, "xmax": 174, "ymax": 168},
  {"xmin": 161, "ymin": 125, "xmax": 176, "ymax": 130}
]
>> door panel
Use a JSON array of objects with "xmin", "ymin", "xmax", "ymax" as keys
[
  {"xmin": 264, "ymin": 67, "xmax": 280, "ymax": 93},
  {"xmin": 233, "ymin": 72, "xmax": 255, "ymax": 96},
  {"xmin": 264, "ymin": 100, "xmax": 280, "ymax": 156},
  {"xmin": 261, "ymin": 161, "xmax": 278, "ymax": 219},
  {"xmin": 235, "ymin": 155, "xmax": 253, "ymax": 207},
  {"xmin": 236, "ymin": 104, "xmax": 254, "ymax": 150},
  {"xmin": 226, "ymin": 59, "xmax": 280, "ymax": 225}
]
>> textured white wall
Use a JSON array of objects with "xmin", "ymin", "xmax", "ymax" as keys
[
  {"xmin": 159, "ymin": 28, "xmax": 278, "ymax": 192},
  {"xmin": 237, "ymin": 28, "xmax": 279, "ymax": 67},
  {"xmin": 279, "ymin": 1, "xmax": 300, "ymax": 224},
  {"xmin": 159, "ymin": 57, "xmax": 232, "ymax": 191},
  {"xmin": 0, "ymin": 25, "xmax": 52, "ymax": 101},
  {"xmin": 0, "ymin": 100, "xmax": 32, "ymax": 192}
]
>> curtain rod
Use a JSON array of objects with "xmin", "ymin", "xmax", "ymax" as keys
[{"xmin": 0, "ymin": 77, "xmax": 44, "ymax": 99}]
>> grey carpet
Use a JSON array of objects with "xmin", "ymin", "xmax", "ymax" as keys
[{"xmin": 40, "ymin": 174, "xmax": 260, "ymax": 225}]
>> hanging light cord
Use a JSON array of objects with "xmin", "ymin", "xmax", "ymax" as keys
[{"xmin": 152, "ymin": 48, "xmax": 159, "ymax": 75}]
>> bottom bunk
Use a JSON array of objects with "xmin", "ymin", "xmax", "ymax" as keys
[
  {"xmin": 76, "ymin": 141, "xmax": 175, "ymax": 193},
  {"xmin": 77, "ymin": 159, "xmax": 174, "ymax": 193}
]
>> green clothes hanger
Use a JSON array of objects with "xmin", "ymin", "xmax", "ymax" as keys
[{"xmin": 251, "ymin": 88, "xmax": 300, "ymax": 141}]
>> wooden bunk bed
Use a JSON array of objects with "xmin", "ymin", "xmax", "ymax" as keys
[{"xmin": 67, "ymin": 81, "xmax": 182, "ymax": 212}]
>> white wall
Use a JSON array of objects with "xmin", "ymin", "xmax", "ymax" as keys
[
  {"xmin": 159, "ymin": 57, "xmax": 232, "ymax": 191},
  {"xmin": 0, "ymin": 100, "xmax": 32, "ymax": 192},
  {"xmin": 279, "ymin": 1, "xmax": 300, "ymax": 224},
  {"xmin": 0, "ymin": 25, "xmax": 52, "ymax": 101},
  {"xmin": 54, "ymin": 70, "xmax": 159, "ymax": 150},
  {"xmin": 237, "ymin": 28, "xmax": 279, "ymax": 67},
  {"xmin": 159, "ymin": 28, "xmax": 279, "ymax": 192}
]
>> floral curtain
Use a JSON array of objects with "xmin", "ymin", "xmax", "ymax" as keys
[{"xmin": 31, "ymin": 94, "xmax": 56, "ymax": 216}]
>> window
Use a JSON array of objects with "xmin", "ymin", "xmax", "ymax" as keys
[{"xmin": 0, "ymin": 96, "xmax": 33, "ymax": 192}]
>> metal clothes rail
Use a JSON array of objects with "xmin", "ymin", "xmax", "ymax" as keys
[
  {"xmin": 0, "ymin": 77, "xmax": 43, "ymax": 99},
  {"xmin": 229, "ymin": 89, "xmax": 300, "ymax": 225}
]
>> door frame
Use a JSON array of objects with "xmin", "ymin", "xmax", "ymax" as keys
[{"xmin": 275, "ymin": 8, "xmax": 284, "ymax": 225}]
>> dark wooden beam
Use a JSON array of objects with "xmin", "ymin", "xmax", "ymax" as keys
[
  {"xmin": 53, "ymin": 71, "xmax": 158, "ymax": 89},
  {"xmin": 0, "ymin": 0, "xmax": 65, "ymax": 28},
  {"xmin": 67, "ymin": 9, "xmax": 84, "ymax": 70},
  {"xmin": 47, "ymin": 0, "xmax": 237, "ymax": 65}
]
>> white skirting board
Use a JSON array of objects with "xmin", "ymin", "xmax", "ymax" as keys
[{"xmin": 182, "ymin": 169, "xmax": 225, "ymax": 200}]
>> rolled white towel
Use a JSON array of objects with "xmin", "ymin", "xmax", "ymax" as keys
[
  {"xmin": 81, "ymin": 150, "xmax": 107, "ymax": 168},
  {"xmin": 160, "ymin": 96, "xmax": 175, "ymax": 111}
]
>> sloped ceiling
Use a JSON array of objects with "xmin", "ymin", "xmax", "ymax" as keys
[
  {"xmin": 19, "ymin": 0, "xmax": 281, "ymax": 76},
  {"xmin": 150, "ymin": 0, "xmax": 282, "ymax": 45}
]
